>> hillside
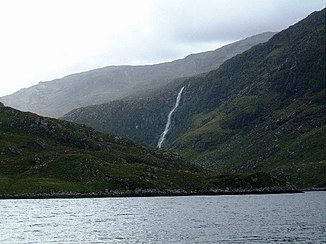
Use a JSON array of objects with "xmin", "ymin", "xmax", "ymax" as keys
[
  {"xmin": 63, "ymin": 9, "xmax": 326, "ymax": 189},
  {"xmin": 0, "ymin": 102, "xmax": 296, "ymax": 197},
  {"xmin": 0, "ymin": 33, "xmax": 274, "ymax": 118}
]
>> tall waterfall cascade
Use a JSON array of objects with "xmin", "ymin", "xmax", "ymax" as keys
[{"xmin": 157, "ymin": 86, "xmax": 185, "ymax": 148}]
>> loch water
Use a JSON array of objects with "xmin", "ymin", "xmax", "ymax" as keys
[{"xmin": 0, "ymin": 191, "xmax": 325, "ymax": 243}]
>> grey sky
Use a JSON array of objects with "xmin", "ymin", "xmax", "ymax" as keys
[{"xmin": 0, "ymin": 0, "xmax": 325, "ymax": 96}]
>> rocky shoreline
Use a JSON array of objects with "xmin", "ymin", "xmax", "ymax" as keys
[{"xmin": 0, "ymin": 187, "xmax": 302, "ymax": 200}]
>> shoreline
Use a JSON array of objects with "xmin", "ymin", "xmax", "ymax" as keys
[
  {"xmin": 301, "ymin": 188, "xmax": 326, "ymax": 192},
  {"xmin": 0, "ymin": 188, "xmax": 303, "ymax": 200}
]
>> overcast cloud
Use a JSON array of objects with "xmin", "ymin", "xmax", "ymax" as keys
[{"xmin": 0, "ymin": 0, "xmax": 325, "ymax": 96}]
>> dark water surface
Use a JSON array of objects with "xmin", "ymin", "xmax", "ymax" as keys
[{"xmin": 1, "ymin": 191, "xmax": 325, "ymax": 243}]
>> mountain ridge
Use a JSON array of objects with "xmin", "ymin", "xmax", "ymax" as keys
[
  {"xmin": 63, "ymin": 9, "xmax": 326, "ymax": 188},
  {"xmin": 0, "ymin": 32, "xmax": 275, "ymax": 118}
]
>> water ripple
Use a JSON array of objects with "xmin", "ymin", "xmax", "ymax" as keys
[{"xmin": 0, "ymin": 192, "xmax": 325, "ymax": 243}]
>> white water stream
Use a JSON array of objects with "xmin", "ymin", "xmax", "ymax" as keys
[{"xmin": 157, "ymin": 86, "xmax": 185, "ymax": 148}]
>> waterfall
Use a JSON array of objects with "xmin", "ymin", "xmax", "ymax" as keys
[{"xmin": 157, "ymin": 86, "xmax": 185, "ymax": 148}]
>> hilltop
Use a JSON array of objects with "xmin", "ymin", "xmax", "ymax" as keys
[{"xmin": 0, "ymin": 33, "xmax": 274, "ymax": 118}]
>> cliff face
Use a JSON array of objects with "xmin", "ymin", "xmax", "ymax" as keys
[
  {"xmin": 0, "ymin": 33, "xmax": 274, "ymax": 118},
  {"xmin": 63, "ymin": 9, "xmax": 326, "ymax": 188}
]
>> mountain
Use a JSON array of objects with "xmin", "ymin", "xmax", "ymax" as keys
[
  {"xmin": 0, "ymin": 33, "xmax": 275, "ymax": 118},
  {"xmin": 63, "ymin": 9, "xmax": 326, "ymax": 189},
  {"xmin": 0, "ymin": 102, "xmax": 296, "ymax": 197}
]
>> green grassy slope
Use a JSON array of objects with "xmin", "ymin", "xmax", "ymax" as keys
[
  {"xmin": 63, "ymin": 9, "xmax": 325, "ymax": 189},
  {"xmin": 171, "ymin": 9, "xmax": 326, "ymax": 188},
  {"xmin": 0, "ymin": 103, "xmax": 294, "ymax": 195}
]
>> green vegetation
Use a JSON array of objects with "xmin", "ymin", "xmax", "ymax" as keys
[
  {"xmin": 0, "ymin": 104, "xmax": 294, "ymax": 196},
  {"xmin": 63, "ymin": 9, "xmax": 325, "ymax": 189},
  {"xmin": 171, "ymin": 9, "xmax": 326, "ymax": 188}
]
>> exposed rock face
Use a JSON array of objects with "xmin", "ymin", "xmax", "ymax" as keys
[{"xmin": 0, "ymin": 32, "xmax": 275, "ymax": 118}]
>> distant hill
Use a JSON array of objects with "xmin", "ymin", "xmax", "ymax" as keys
[
  {"xmin": 63, "ymin": 9, "xmax": 326, "ymax": 189},
  {"xmin": 0, "ymin": 32, "xmax": 274, "ymax": 118},
  {"xmin": 0, "ymin": 102, "xmax": 296, "ymax": 196}
]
